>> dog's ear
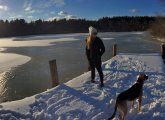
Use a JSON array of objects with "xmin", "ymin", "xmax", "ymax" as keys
[
  {"xmin": 137, "ymin": 74, "xmax": 145, "ymax": 83},
  {"xmin": 137, "ymin": 74, "xmax": 143, "ymax": 80},
  {"xmin": 137, "ymin": 74, "xmax": 140, "ymax": 79}
]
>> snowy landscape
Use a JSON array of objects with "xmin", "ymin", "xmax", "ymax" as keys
[
  {"xmin": 0, "ymin": 53, "xmax": 164, "ymax": 120},
  {"xmin": 1, "ymin": 32, "xmax": 160, "ymax": 103},
  {"xmin": 0, "ymin": 0, "xmax": 164, "ymax": 119}
]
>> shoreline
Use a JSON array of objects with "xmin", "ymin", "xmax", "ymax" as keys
[{"xmin": 152, "ymin": 36, "xmax": 165, "ymax": 43}]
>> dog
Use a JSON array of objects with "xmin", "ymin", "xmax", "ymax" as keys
[{"xmin": 108, "ymin": 74, "xmax": 148, "ymax": 120}]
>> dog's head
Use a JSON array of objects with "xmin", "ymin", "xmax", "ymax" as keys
[{"xmin": 137, "ymin": 74, "xmax": 148, "ymax": 84}]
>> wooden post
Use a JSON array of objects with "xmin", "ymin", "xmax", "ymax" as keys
[
  {"xmin": 49, "ymin": 59, "xmax": 59, "ymax": 88},
  {"xmin": 161, "ymin": 44, "xmax": 165, "ymax": 60},
  {"xmin": 113, "ymin": 44, "xmax": 117, "ymax": 57}
]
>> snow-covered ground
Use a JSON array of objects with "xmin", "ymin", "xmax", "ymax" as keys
[{"xmin": 0, "ymin": 53, "xmax": 165, "ymax": 120}]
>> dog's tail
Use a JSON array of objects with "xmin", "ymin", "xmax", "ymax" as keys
[{"xmin": 108, "ymin": 101, "xmax": 118, "ymax": 120}]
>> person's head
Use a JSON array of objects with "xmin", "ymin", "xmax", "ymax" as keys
[
  {"xmin": 86, "ymin": 26, "xmax": 98, "ymax": 49},
  {"xmin": 89, "ymin": 26, "xmax": 97, "ymax": 38}
]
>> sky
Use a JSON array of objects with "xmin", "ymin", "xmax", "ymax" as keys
[{"xmin": 0, "ymin": 0, "xmax": 164, "ymax": 22}]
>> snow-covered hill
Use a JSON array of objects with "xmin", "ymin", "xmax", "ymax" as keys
[{"xmin": 0, "ymin": 53, "xmax": 165, "ymax": 120}]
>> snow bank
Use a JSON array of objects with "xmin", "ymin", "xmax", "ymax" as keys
[
  {"xmin": 0, "ymin": 53, "xmax": 31, "ymax": 71},
  {"xmin": 0, "ymin": 53, "xmax": 165, "ymax": 120},
  {"xmin": 156, "ymin": 38, "xmax": 165, "ymax": 43},
  {"xmin": 152, "ymin": 36, "xmax": 165, "ymax": 43}
]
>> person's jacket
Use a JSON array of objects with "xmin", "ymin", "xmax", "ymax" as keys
[{"xmin": 86, "ymin": 37, "xmax": 105, "ymax": 61}]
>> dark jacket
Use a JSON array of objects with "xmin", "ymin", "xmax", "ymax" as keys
[{"xmin": 86, "ymin": 37, "xmax": 105, "ymax": 61}]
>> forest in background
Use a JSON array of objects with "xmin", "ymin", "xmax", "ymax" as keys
[
  {"xmin": 0, "ymin": 16, "xmax": 158, "ymax": 37},
  {"xmin": 150, "ymin": 17, "xmax": 165, "ymax": 39},
  {"xmin": 150, "ymin": 0, "xmax": 165, "ymax": 39}
]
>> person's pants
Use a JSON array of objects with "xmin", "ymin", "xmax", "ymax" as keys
[{"xmin": 89, "ymin": 60, "xmax": 104, "ymax": 84}]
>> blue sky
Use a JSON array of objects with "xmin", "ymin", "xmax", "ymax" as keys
[{"xmin": 0, "ymin": 0, "xmax": 164, "ymax": 21}]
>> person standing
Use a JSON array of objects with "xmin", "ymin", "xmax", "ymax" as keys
[{"xmin": 85, "ymin": 26, "xmax": 105, "ymax": 87}]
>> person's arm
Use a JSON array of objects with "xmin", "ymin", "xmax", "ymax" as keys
[{"xmin": 99, "ymin": 39, "xmax": 105, "ymax": 56}]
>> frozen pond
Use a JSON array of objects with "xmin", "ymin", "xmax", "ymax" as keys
[{"xmin": 0, "ymin": 32, "xmax": 160, "ymax": 102}]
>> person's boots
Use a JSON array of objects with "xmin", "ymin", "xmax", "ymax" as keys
[
  {"xmin": 100, "ymin": 82, "xmax": 104, "ymax": 87},
  {"xmin": 91, "ymin": 79, "xmax": 95, "ymax": 83},
  {"xmin": 100, "ymin": 79, "xmax": 104, "ymax": 87}
]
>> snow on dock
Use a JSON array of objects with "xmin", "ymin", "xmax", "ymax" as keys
[{"xmin": 0, "ymin": 53, "xmax": 165, "ymax": 120}]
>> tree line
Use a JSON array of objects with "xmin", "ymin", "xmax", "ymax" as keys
[
  {"xmin": 149, "ymin": 17, "xmax": 165, "ymax": 39},
  {"xmin": 149, "ymin": 0, "xmax": 165, "ymax": 39},
  {"xmin": 0, "ymin": 16, "xmax": 156, "ymax": 37}
]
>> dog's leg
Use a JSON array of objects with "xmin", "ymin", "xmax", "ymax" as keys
[
  {"xmin": 118, "ymin": 112, "xmax": 122, "ymax": 120},
  {"xmin": 118, "ymin": 101, "xmax": 127, "ymax": 120},
  {"xmin": 120, "ymin": 111, "xmax": 126, "ymax": 120},
  {"xmin": 138, "ymin": 94, "xmax": 142, "ymax": 112},
  {"xmin": 118, "ymin": 103, "xmax": 123, "ymax": 120},
  {"xmin": 132, "ymin": 101, "xmax": 134, "ymax": 108},
  {"xmin": 122, "ymin": 102, "xmax": 127, "ymax": 120},
  {"xmin": 118, "ymin": 103, "xmax": 122, "ymax": 120},
  {"xmin": 118, "ymin": 111, "xmax": 124, "ymax": 120}
]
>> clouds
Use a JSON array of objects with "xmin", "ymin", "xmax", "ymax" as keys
[
  {"xmin": 58, "ymin": 10, "xmax": 78, "ymax": 20},
  {"xmin": 23, "ymin": 1, "xmax": 36, "ymax": 14},
  {"xmin": 48, "ymin": 16, "xmax": 61, "ymax": 21},
  {"xmin": 41, "ymin": 0, "xmax": 65, "ymax": 8},
  {"xmin": 24, "ymin": 1, "xmax": 32, "ymax": 12},
  {"xmin": 0, "ymin": 0, "xmax": 79, "ymax": 22},
  {"xmin": 129, "ymin": 9, "xmax": 140, "ymax": 13},
  {"xmin": 65, "ymin": 15, "xmax": 77, "ymax": 19},
  {"xmin": 27, "ymin": 16, "xmax": 33, "ymax": 19},
  {"xmin": 7, "ymin": 11, "xmax": 23, "ymax": 20},
  {"xmin": 58, "ymin": 11, "xmax": 68, "ymax": 16},
  {"xmin": 9, "ymin": 14, "xmax": 22, "ymax": 19},
  {"xmin": 48, "ymin": 10, "xmax": 78, "ymax": 21},
  {"xmin": 52, "ymin": 0, "xmax": 65, "ymax": 7},
  {"xmin": 23, "ymin": 0, "xmax": 65, "ymax": 14},
  {"xmin": 0, "ymin": 5, "xmax": 8, "ymax": 11}
]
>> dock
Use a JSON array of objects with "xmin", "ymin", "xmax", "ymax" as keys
[{"xmin": 0, "ymin": 51, "xmax": 165, "ymax": 120}]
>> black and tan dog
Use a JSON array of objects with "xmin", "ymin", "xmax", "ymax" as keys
[{"xmin": 108, "ymin": 74, "xmax": 148, "ymax": 120}]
